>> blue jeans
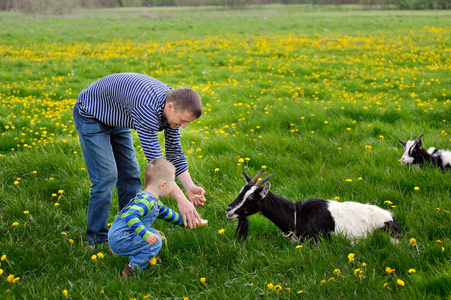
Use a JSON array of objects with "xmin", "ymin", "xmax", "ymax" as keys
[
  {"xmin": 108, "ymin": 199, "xmax": 162, "ymax": 270},
  {"xmin": 73, "ymin": 103, "xmax": 143, "ymax": 246}
]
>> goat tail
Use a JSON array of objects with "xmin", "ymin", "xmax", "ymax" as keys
[
  {"xmin": 235, "ymin": 216, "xmax": 249, "ymax": 242},
  {"xmin": 383, "ymin": 218, "xmax": 402, "ymax": 239}
]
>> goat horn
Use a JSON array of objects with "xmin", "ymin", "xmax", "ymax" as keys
[
  {"xmin": 251, "ymin": 170, "xmax": 266, "ymax": 184},
  {"xmin": 410, "ymin": 133, "xmax": 413, "ymax": 141},
  {"xmin": 415, "ymin": 133, "xmax": 425, "ymax": 142},
  {"xmin": 255, "ymin": 174, "xmax": 275, "ymax": 188},
  {"xmin": 242, "ymin": 172, "xmax": 252, "ymax": 183}
]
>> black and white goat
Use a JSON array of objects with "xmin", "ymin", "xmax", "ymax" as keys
[
  {"xmin": 398, "ymin": 133, "xmax": 451, "ymax": 170},
  {"xmin": 226, "ymin": 170, "xmax": 401, "ymax": 242}
]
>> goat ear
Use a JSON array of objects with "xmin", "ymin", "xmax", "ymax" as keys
[
  {"xmin": 398, "ymin": 140, "xmax": 406, "ymax": 147},
  {"xmin": 260, "ymin": 182, "xmax": 271, "ymax": 198},
  {"xmin": 243, "ymin": 172, "xmax": 251, "ymax": 183}
]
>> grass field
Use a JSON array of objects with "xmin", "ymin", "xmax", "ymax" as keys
[{"xmin": 0, "ymin": 5, "xmax": 450, "ymax": 299}]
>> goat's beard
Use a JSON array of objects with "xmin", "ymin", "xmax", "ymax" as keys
[{"xmin": 235, "ymin": 215, "xmax": 249, "ymax": 242}]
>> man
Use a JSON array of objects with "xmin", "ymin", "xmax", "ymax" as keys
[{"xmin": 73, "ymin": 73, "xmax": 206, "ymax": 247}]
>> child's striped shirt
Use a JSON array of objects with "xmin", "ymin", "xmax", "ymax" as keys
[{"xmin": 120, "ymin": 192, "xmax": 183, "ymax": 241}]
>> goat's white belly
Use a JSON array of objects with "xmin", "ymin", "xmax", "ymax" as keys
[{"xmin": 326, "ymin": 201, "xmax": 393, "ymax": 238}]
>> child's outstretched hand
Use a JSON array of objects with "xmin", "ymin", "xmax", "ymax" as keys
[{"xmin": 146, "ymin": 233, "xmax": 159, "ymax": 245}]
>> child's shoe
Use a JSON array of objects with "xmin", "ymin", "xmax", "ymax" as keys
[{"xmin": 121, "ymin": 263, "xmax": 135, "ymax": 278}]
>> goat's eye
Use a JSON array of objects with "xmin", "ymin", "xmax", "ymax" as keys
[{"xmin": 247, "ymin": 195, "xmax": 254, "ymax": 201}]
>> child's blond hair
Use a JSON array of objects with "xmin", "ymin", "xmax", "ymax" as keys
[{"xmin": 144, "ymin": 158, "xmax": 175, "ymax": 188}]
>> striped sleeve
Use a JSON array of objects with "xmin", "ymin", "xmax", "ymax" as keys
[
  {"xmin": 156, "ymin": 199, "xmax": 184, "ymax": 226},
  {"xmin": 163, "ymin": 126, "xmax": 188, "ymax": 176},
  {"xmin": 121, "ymin": 196, "xmax": 154, "ymax": 241}
]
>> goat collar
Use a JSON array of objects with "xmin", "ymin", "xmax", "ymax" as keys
[{"xmin": 282, "ymin": 203, "xmax": 298, "ymax": 242}]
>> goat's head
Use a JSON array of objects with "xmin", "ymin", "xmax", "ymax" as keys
[
  {"xmin": 226, "ymin": 170, "xmax": 275, "ymax": 219},
  {"xmin": 226, "ymin": 170, "xmax": 274, "ymax": 241},
  {"xmin": 398, "ymin": 133, "xmax": 425, "ymax": 164}
]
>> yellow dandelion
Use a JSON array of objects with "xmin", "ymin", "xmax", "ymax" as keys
[
  {"xmin": 69, "ymin": 239, "xmax": 74, "ymax": 244},
  {"xmin": 214, "ymin": 168, "xmax": 220, "ymax": 173},
  {"xmin": 23, "ymin": 211, "xmax": 29, "ymax": 214},
  {"xmin": 333, "ymin": 196, "xmax": 340, "ymax": 200},
  {"xmin": 274, "ymin": 285, "xmax": 282, "ymax": 291},
  {"xmin": 97, "ymin": 252, "xmax": 104, "ymax": 259},
  {"xmin": 357, "ymin": 177, "xmax": 362, "ymax": 180},
  {"xmin": 348, "ymin": 253, "xmax": 355, "ymax": 263},
  {"xmin": 14, "ymin": 181, "xmax": 19, "ymax": 185},
  {"xmin": 414, "ymin": 186, "xmax": 420, "ymax": 191},
  {"xmin": 345, "ymin": 179, "xmax": 352, "ymax": 183},
  {"xmin": 7, "ymin": 274, "xmax": 14, "ymax": 282},
  {"xmin": 362, "ymin": 262, "xmax": 367, "ymax": 267},
  {"xmin": 0, "ymin": 269, "xmax": 3, "ymax": 276},
  {"xmin": 409, "ymin": 238, "xmax": 417, "ymax": 246},
  {"xmin": 320, "ymin": 279, "xmax": 326, "ymax": 285},
  {"xmin": 238, "ymin": 158, "xmax": 244, "ymax": 163},
  {"xmin": 267, "ymin": 283, "xmax": 274, "ymax": 290},
  {"xmin": 54, "ymin": 203, "xmax": 59, "ymax": 206},
  {"xmin": 383, "ymin": 283, "xmax": 388, "ymax": 288},
  {"xmin": 297, "ymin": 290, "xmax": 303, "ymax": 294},
  {"xmin": 63, "ymin": 290, "xmax": 68, "ymax": 296},
  {"xmin": 386, "ymin": 267, "xmax": 395, "ymax": 274},
  {"xmin": 91, "ymin": 255, "xmax": 97, "ymax": 260},
  {"xmin": 58, "ymin": 190, "xmax": 64, "ymax": 194},
  {"xmin": 354, "ymin": 268, "xmax": 361, "ymax": 275},
  {"xmin": 149, "ymin": 257, "xmax": 158, "ymax": 265},
  {"xmin": 261, "ymin": 165, "xmax": 267, "ymax": 169},
  {"xmin": 296, "ymin": 245, "xmax": 303, "ymax": 249},
  {"xmin": 334, "ymin": 269, "xmax": 341, "ymax": 275},
  {"xmin": 200, "ymin": 277, "xmax": 206, "ymax": 283},
  {"xmin": 397, "ymin": 279, "xmax": 405, "ymax": 286},
  {"xmin": 218, "ymin": 229, "xmax": 225, "ymax": 234},
  {"xmin": 52, "ymin": 193, "xmax": 57, "ymax": 197},
  {"xmin": 12, "ymin": 222, "xmax": 19, "ymax": 227},
  {"xmin": 408, "ymin": 269, "xmax": 416, "ymax": 274},
  {"xmin": 61, "ymin": 232, "xmax": 67, "ymax": 236},
  {"xmin": 384, "ymin": 200, "xmax": 393, "ymax": 205},
  {"xmin": 1, "ymin": 255, "xmax": 6, "ymax": 261}
]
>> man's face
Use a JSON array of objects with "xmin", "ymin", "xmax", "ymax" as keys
[{"xmin": 164, "ymin": 103, "xmax": 197, "ymax": 128}]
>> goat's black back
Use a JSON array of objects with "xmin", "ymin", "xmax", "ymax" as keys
[{"xmin": 295, "ymin": 198, "xmax": 335, "ymax": 241}]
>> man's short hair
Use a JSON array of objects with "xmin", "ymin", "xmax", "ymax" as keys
[
  {"xmin": 144, "ymin": 158, "xmax": 175, "ymax": 188},
  {"xmin": 165, "ymin": 87, "xmax": 202, "ymax": 118}
]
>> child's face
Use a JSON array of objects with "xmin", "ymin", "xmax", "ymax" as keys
[{"xmin": 161, "ymin": 175, "xmax": 175, "ymax": 197}]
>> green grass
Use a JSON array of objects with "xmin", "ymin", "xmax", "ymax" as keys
[{"xmin": 1, "ymin": 4, "xmax": 451, "ymax": 299}]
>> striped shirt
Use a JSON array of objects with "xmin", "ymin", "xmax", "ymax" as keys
[
  {"xmin": 120, "ymin": 191, "xmax": 184, "ymax": 241},
  {"xmin": 76, "ymin": 73, "xmax": 187, "ymax": 176}
]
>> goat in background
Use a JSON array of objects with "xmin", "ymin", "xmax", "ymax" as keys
[
  {"xmin": 226, "ymin": 170, "xmax": 401, "ymax": 243},
  {"xmin": 399, "ymin": 133, "xmax": 451, "ymax": 170}
]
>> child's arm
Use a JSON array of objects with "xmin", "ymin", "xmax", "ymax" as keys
[
  {"xmin": 156, "ymin": 199, "xmax": 207, "ymax": 227},
  {"xmin": 122, "ymin": 196, "xmax": 155, "ymax": 241},
  {"xmin": 156, "ymin": 199, "xmax": 184, "ymax": 226}
]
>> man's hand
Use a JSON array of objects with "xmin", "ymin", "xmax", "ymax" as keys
[
  {"xmin": 178, "ymin": 198, "xmax": 202, "ymax": 229},
  {"xmin": 186, "ymin": 185, "xmax": 206, "ymax": 207}
]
